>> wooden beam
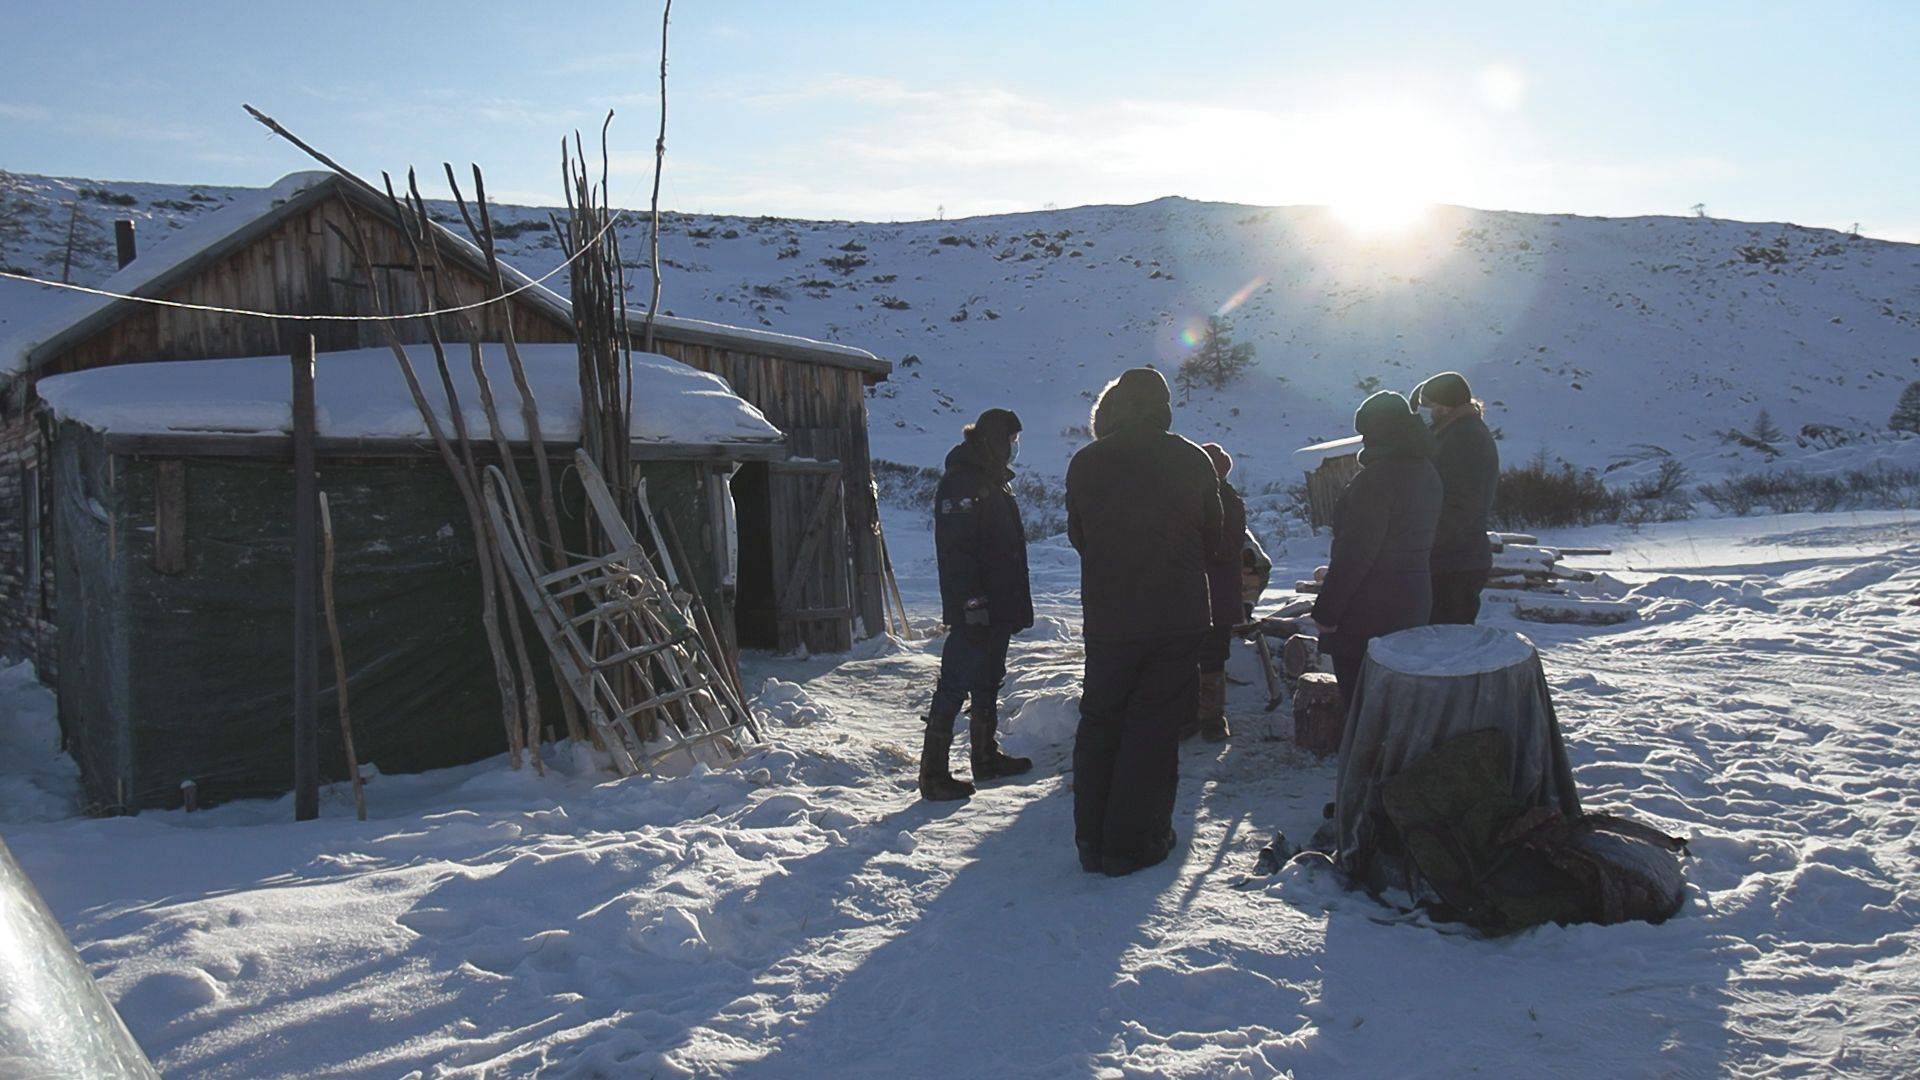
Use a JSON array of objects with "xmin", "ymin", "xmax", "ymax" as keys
[
  {"xmin": 291, "ymin": 336, "xmax": 319, "ymax": 822},
  {"xmin": 151, "ymin": 459, "xmax": 187, "ymax": 574}
]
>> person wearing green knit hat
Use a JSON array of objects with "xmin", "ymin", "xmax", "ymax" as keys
[{"xmin": 1310, "ymin": 390, "xmax": 1443, "ymax": 699}]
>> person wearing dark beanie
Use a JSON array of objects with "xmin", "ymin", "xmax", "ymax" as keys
[
  {"xmin": 919, "ymin": 408, "xmax": 1036, "ymax": 801},
  {"xmin": 1413, "ymin": 371, "xmax": 1499, "ymax": 624},
  {"xmin": 1190, "ymin": 443, "xmax": 1245, "ymax": 742},
  {"xmin": 1311, "ymin": 391, "xmax": 1443, "ymax": 699},
  {"xmin": 1066, "ymin": 367, "xmax": 1222, "ymax": 875}
]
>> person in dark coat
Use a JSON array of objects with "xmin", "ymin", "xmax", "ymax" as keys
[
  {"xmin": 1066, "ymin": 368, "xmax": 1222, "ymax": 875},
  {"xmin": 1190, "ymin": 442, "xmax": 1245, "ymax": 743},
  {"xmin": 1412, "ymin": 371, "xmax": 1500, "ymax": 625},
  {"xmin": 1311, "ymin": 391, "xmax": 1443, "ymax": 699},
  {"xmin": 919, "ymin": 408, "xmax": 1036, "ymax": 801}
]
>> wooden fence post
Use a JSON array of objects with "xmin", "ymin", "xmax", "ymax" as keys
[{"xmin": 292, "ymin": 335, "xmax": 320, "ymax": 821}]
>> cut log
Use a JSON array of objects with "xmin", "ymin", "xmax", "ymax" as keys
[
  {"xmin": 1555, "ymin": 546, "xmax": 1613, "ymax": 557},
  {"xmin": 1293, "ymin": 672, "xmax": 1345, "ymax": 757},
  {"xmin": 1512, "ymin": 595, "xmax": 1637, "ymax": 626},
  {"xmin": 1294, "ymin": 580, "xmax": 1321, "ymax": 594},
  {"xmin": 1492, "ymin": 532, "xmax": 1539, "ymax": 546},
  {"xmin": 1282, "ymin": 633, "xmax": 1324, "ymax": 682}
]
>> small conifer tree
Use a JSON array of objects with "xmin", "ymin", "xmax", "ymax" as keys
[
  {"xmin": 1891, "ymin": 380, "xmax": 1920, "ymax": 435},
  {"xmin": 1175, "ymin": 315, "xmax": 1255, "ymax": 392}
]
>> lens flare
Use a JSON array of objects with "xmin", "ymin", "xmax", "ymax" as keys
[
  {"xmin": 1179, "ymin": 316, "xmax": 1208, "ymax": 348},
  {"xmin": 1216, "ymin": 276, "xmax": 1267, "ymax": 318}
]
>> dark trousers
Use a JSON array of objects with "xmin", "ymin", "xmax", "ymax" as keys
[
  {"xmin": 1321, "ymin": 630, "xmax": 1368, "ymax": 703},
  {"xmin": 930, "ymin": 625, "xmax": 1013, "ymax": 726},
  {"xmin": 1198, "ymin": 623, "xmax": 1233, "ymax": 674},
  {"xmin": 1430, "ymin": 570, "xmax": 1489, "ymax": 625},
  {"xmin": 1331, "ymin": 650, "xmax": 1363, "ymax": 703},
  {"xmin": 1073, "ymin": 632, "xmax": 1203, "ymax": 864}
]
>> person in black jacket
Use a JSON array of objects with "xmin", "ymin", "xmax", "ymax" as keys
[
  {"xmin": 1191, "ymin": 442, "xmax": 1244, "ymax": 743},
  {"xmin": 1311, "ymin": 391, "xmax": 1443, "ymax": 699},
  {"xmin": 920, "ymin": 408, "xmax": 1036, "ymax": 801},
  {"xmin": 1412, "ymin": 371, "xmax": 1500, "ymax": 624},
  {"xmin": 1066, "ymin": 368, "xmax": 1222, "ymax": 875}
]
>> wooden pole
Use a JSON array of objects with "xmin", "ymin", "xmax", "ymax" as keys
[
  {"xmin": 58, "ymin": 202, "xmax": 80, "ymax": 284},
  {"xmin": 292, "ymin": 335, "xmax": 320, "ymax": 821},
  {"xmin": 113, "ymin": 219, "xmax": 137, "ymax": 268},
  {"xmin": 641, "ymin": 0, "xmax": 671, "ymax": 355},
  {"xmin": 319, "ymin": 493, "xmax": 367, "ymax": 822}
]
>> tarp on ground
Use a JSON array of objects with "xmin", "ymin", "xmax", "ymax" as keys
[{"xmin": 1334, "ymin": 625, "xmax": 1582, "ymax": 895}]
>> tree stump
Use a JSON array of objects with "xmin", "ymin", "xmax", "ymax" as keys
[
  {"xmin": 1333, "ymin": 625, "xmax": 1581, "ymax": 884},
  {"xmin": 1292, "ymin": 672, "xmax": 1344, "ymax": 757}
]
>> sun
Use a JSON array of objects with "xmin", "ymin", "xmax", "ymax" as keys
[
  {"xmin": 1329, "ymin": 195, "xmax": 1432, "ymax": 235},
  {"xmin": 1294, "ymin": 103, "xmax": 1453, "ymax": 237}
]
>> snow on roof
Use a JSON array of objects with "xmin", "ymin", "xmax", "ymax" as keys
[
  {"xmin": 0, "ymin": 171, "xmax": 886, "ymax": 379},
  {"xmin": 1291, "ymin": 434, "xmax": 1362, "ymax": 467},
  {"xmin": 0, "ymin": 172, "xmax": 338, "ymax": 377},
  {"xmin": 36, "ymin": 343, "xmax": 786, "ymax": 449}
]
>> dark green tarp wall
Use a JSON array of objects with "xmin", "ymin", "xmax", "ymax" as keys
[{"xmin": 51, "ymin": 420, "xmax": 727, "ymax": 812}]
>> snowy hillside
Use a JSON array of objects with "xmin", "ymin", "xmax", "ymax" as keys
[{"xmin": 4, "ymin": 170, "xmax": 1919, "ymax": 493}]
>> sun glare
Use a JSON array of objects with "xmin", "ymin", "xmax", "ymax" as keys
[
  {"xmin": 1329, "ymin": 195, "xmax": 1432, "ymax": 234},
  {"xmin": 1295, "ymin": 103, "xmax": 1456, "ymax": 237}
]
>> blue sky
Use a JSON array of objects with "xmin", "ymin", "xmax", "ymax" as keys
[{"xmin": 4, "ymin": 1, "xmax": 1917, "ymax": 237}]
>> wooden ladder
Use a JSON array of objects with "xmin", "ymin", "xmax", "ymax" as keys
[{"xmin": 483, "ymin": 451, "xmax": 762, "ymax": 776}]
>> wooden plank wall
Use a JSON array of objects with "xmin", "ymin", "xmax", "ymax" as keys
[
  {"xmin": 40, "ymin": 194, "xmax": 571, "ymax": 378},
  {"xmin": 653, "ymin": 340, "xmax": 886, "ymax": 647},
  {"xmin": 2, "ymin": 193, "xmax": 573, "ymax": 674},
  {"xmin": 1305, "ymin": 454, "xmax": 1361, "ymax": 530}
]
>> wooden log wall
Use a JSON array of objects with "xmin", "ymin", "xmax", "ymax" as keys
[
  {"xmin": 651, "ymin": 340, "xmax": 886, "ymax": 648},
  {"xmin": 0, "ymin": 406, "xmax": 54, "ymax": 671}
]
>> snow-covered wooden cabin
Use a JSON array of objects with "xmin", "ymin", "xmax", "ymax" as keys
[
  {"xmin": 37, "ymin": 346, "xmax": 785, "ymax": 811},
  {"xmin": 0, "ymin": 171, "xmax": 892, "ymax": 687},
  {"xmin": 1293, "ymin": 434, "xmax": 1362, "ymax": 529}
]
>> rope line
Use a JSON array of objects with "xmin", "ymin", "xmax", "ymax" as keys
[{"xmin": 0, "ymin": 210, "xmax": 624, "ymax": 322}]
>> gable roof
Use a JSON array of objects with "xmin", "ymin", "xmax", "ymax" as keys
[{"xmin": 1, "ymin": 171, "xmax": 887, "ymax": 380}]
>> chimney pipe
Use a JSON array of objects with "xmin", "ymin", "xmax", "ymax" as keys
[{"xmin": 114, "ymin": 219, "xmax": 137, "ymax": 269}]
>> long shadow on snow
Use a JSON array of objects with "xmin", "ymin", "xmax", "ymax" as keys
[{"xmin": 731, "ymin": 787, "xmax": 1197, "ymax": 1079}]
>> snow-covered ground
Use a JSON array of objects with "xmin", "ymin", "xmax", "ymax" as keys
[{"xmin": 4, "ymin": 506, "xmax": 1918, "ymax": 1077}]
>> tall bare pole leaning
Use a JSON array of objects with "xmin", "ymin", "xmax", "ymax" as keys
[
  {"xmin": 398, "ymin": 172, "xmax": 549, "ymax": 774},
  {"xmin": 446, "ymin": 164, "xmax": 590, "ymax": 747},
  {"xmin": 246, "ymin": 105, "xmax": 542, "ymax": 768},
  {"xmin": 385, "ymin": 172, "xmax": 549, "ymax": 774},
  {"xmin": 642, "ymin": 0, "xmax": 671, "ymax": 355}
]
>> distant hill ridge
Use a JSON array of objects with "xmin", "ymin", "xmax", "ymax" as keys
[{"xmin": 4, "ymin": 171, "xmax": 1917, "ymax": 489}]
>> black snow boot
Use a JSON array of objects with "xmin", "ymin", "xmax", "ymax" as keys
[
  {"xmin": 1102, "ymin": 824, "xmax": 1178, "ymax": 878},
  {"xmin": 969, "ymin": 700, "xmax": 1032, "ymax": 781},
  {"xmin": 919, "ymin": 711, "xmax": 975, "ymax": 802}
]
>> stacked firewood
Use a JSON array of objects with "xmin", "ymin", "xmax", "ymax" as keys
[{"xmin": 1484, "ymin": 533, "xmax": 1637, "ymax": 626}]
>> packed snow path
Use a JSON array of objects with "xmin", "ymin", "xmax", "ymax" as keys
[{"xmin": 4, "ymin": 510, "xmax": 1919, "ymax": 1077}]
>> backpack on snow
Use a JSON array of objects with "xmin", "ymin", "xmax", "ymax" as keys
[{"xmin": 1376, "ymin": 728, "xmax": 1690, "ymax": 935}]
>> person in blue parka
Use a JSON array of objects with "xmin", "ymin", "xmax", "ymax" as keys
[{"xmin": 919, "ymin": 408, "xmax": 1036, "ymax": 801}]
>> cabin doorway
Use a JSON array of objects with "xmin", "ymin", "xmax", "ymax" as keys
[{"xmin": 729, "ymin": 459, "xmax": 856, "ymax": 654}]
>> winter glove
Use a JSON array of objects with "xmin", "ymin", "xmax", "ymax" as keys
[{"xmin": 963, "ymin": 598, "xmax": 991, "ymax": 627}]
